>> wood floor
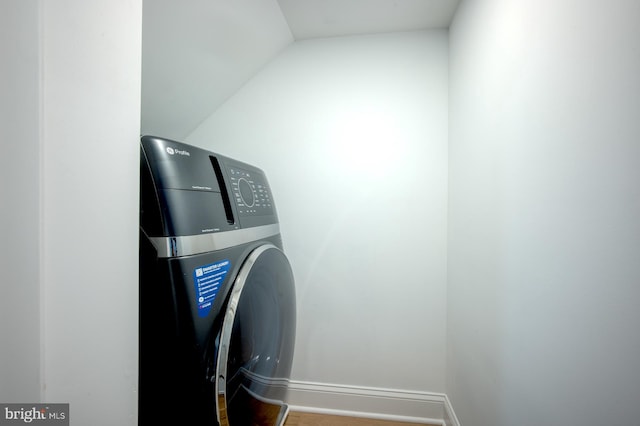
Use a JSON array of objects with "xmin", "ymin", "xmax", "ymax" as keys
[{"xmin": 284, "ymin": 411, "xmax": 438, "ymax": 426}]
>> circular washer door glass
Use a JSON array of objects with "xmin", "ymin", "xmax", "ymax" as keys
[{"xmin": 217, "ymin": 244, "xmax": 296, "ymax": 426}]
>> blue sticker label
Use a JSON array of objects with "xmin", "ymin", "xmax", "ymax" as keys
[{"xmin": 193, "ymin": 260, "xmax": 231, "ymax": 317}]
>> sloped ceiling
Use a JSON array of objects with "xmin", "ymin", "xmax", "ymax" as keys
[
  {"xmin": 141, "ymin": 0, "xmax": 460, "ymax": 140},
  {"xmin": 141, "ymin": 0, "xmax": 293, "ymax": 140}
]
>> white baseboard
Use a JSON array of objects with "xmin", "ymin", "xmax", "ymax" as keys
[
  {"xmin": 442, "ymin": 393, "xmax": 461, "ymax": 426},
  {"xmin": 287, "ymin": 380, "xmax": 460, "ymax": 426}
]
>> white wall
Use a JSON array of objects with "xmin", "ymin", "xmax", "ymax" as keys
[
  {"xmin": 448, "ymin": 1, "xmax": 640, "ymax": 425},
  {"xmin": 0, "ymin": 0, "xmax": 42, "ymax": 402},
  {"xmin": 1, "ymin": 3, "xmax": 142, "ymax": 422},
  {"xmin": 188, "ymin": 31, "xmax": 449, "ymax": 393},
  {"xmin": 40, "ymin": 1, "xmax": 142, "ymax": 425}
]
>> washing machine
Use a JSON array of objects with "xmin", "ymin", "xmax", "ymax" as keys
[{"xmin": 139, "ymin": 135, "xmax": 296, "ymax": 425}]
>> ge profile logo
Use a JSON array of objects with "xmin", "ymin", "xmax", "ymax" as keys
[{"xmin": 165, "ymin": 146, "xmax": 190, "ymax": 156}]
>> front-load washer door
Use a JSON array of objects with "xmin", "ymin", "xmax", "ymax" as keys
[{"xmin": 216, "ymin": 244, "xmax": 296, "ymax": 426}]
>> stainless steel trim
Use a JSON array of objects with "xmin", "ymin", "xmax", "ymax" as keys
[
  {"xmin": 147, "ymin": 223, "xmax": 280, "ymax": 258},
  {"xmin": 215, "ymin": 243, "xmax": 279, "ymax": 426}
]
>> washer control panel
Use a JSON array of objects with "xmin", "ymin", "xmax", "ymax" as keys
[{"xmin": 228, "ymin": 166, "xmax": 274, "ymax": 217}]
